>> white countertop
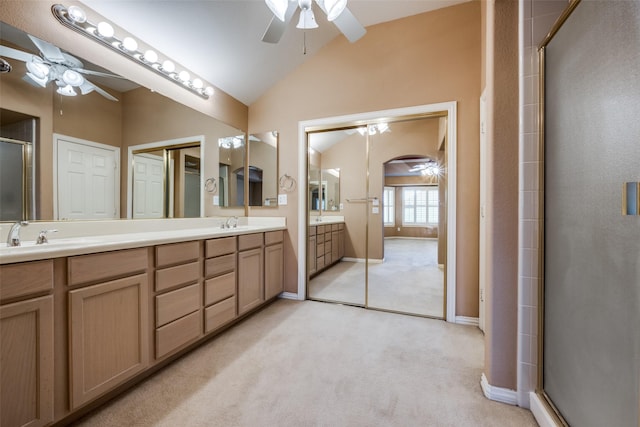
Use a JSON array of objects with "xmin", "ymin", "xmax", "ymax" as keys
[
  {"xmin": 0, "ymin": 217, "xmax": 286, "ymax": 264},
  {"xmin": 309, "ymin": 215, "xmax": 345, "ymax": 225}
]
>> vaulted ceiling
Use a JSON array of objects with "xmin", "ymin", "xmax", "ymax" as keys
[{"xmin": 81, "ymin": 0, "xmax": 470, "ymax": 105}]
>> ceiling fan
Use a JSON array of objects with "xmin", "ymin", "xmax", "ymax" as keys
[
  {"xmin": 0, "ymin": 34, "xmax": 122, "ymax": 101},
  {"xmin": 262, "ymin": 0, "xmax": 366, "ymax": 44},
  {"xmin": 408, "ymin": 160, "xmax": 441, "ymax": 176}
]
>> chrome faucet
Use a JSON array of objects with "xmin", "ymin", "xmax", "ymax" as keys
[
  {"xmin": 225, "ymin": 216, "xmax": 238, "ymax": 229},
  {"xmin": 6, "ymin": 221, "xmax": 28, "ymax": 247},
  {"xmin": 36, "ymin": 229, "xmax": 58, "ymax": 245}
]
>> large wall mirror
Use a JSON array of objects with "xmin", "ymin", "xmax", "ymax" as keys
[
  {"xmin": 308, "ymin": 134, "xmax": 342, "ymax": 215},
  {"xmin": 247, "ymin": 131, "xmax": 278, "ymax": 207},
  {"xmin": 0, "ymin": 21, "xmax": 247, "ymax": 222}
]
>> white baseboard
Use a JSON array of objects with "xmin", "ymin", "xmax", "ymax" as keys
[
  {"xmin": 480, "ymin": 373, "xmax": 518, "ymax": 406},
  {"xmin": 455, "ymin": 316, "xmax": 479, "ymax": 326},
  {"xmin": 529, "ymin": 392, "xmax": 561, "ymax": 427},
  {"xmin": 342, "ymin": 257, "xmax": 384, "ymax": 264},
  {"xmin": 279, "ymin": 292, "xmax": 300, "ymax": 300}
]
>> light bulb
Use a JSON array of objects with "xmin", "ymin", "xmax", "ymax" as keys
[
  {"xmin": 161, "ymin": 60, "xmax": 175, "ymax": 73},
  {"xmin": 143, "ymin": 50, "xmax": 158, "ymax": 63},
  {"xmin": 122, "ymin": 37, "xmax": 138, "ymax": 52},
  {"xmin": 67, "ymin": 5, "xmax": 87, "ymax": 23},
  {"xmin": 178, "ymin": 70, "xmax": 190, "ymax": 82},
  {"xmin": 26, "ymin": 59, "xmax": 50, "ymax": 80},
  {"xmin": 204, "ymin": 87, "xmax": 214, "ymax": 96},
  {"xmin": 192, "ymin": 78, "xmax": 203, "ymax": 89},
  {"xmin": 62, "ymin": 69, "xmax": 85, "ymax": 87},
  {"xmin": 97, "ymin": 22, "xmax": 114, "ymax": 38}
]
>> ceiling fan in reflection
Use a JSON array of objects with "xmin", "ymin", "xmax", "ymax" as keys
[
  {"xmin": 409, "ymin": 161, "xmax": 442, "ymax": 177},
  {"xmin": 0, "ymin": 34, "xmax": 122, "ymax": 101},
  {"xmin": 262, "ymin": 0, "xmax": 366, "ymax": 44}
]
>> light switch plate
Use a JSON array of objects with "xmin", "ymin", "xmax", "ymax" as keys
[
  {"xmin": 372, "ymin": 207, "xmax": 379, "ymax": 214},
  {"xmin": 278, "ymin": 194, "xmax": 287, "ymax": 205}
]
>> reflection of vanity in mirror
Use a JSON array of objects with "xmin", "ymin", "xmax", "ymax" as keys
[{"xmin": 0, "ymin": 21, "xmax": 263, "ymax": 222}]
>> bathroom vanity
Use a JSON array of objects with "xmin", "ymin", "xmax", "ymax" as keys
[
  {"xmin": 0, "ymin": 218, "xmax": 285, "ymax": 426},
  {"xmin": 308, "ymin": 218, "xmax": 345, "ymax": 277}
]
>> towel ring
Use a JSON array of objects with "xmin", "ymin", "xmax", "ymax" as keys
[
  {"xmin": 279, "ymin": 174, "xmax": 296, "ymax": 192},
  {"xmin": 204, "ymin": 177, "xmax": 217, "ymax": 194}
]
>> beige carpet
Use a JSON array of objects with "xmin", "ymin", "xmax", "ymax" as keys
[
  {"xmin": 72, "ymin": 300, "xmax": 536, "ymax": 427},
  {"xmin": 309, "ymin": 238, "xmax": 444, "ymax": 317}
]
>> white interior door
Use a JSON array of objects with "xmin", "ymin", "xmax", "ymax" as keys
[
  {"xmin": 56, "ymin": 136, "xmax": 119, "ymax": 220},
  {"xmin": 132, "ymin": 153, "xmax": 164, "ymax": 218}
]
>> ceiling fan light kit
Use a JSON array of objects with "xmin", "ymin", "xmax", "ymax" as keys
[
  {"xmin": 262, "ymin": 0, "xmax": 366, "ymax": 44},
  {"xmin": 50, "ymin": 4, "xmax": 215, "ymax": 99}
]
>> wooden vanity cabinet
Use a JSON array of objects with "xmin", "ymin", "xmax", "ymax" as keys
[
  {"xmin": 308, "ymin": 223, "xmax": 345, "ymax": 277},
  {"xmin": 67, "ymin": 249, "xmax": 150, "ymax": 409},
  {"xmin": 264, "ymin": 230, "xmax": 284, "ymax": 300},
  {"xmin": 204, "ymin": 236, "xmax": 237, "ymax": 334},
  {"xmin": 0, "ymin": 261, "xmax": 54, "ymax": 427},
  {"xmin": 308, "ymin": 226, "xmax": 317, "ymax": 276},
  {"xmin": 237, "ymin": 233, "xmax": 264, "ymax": 315},
  {"xmin": 154, "ymin": 241, "xmax": 202, "ymax": 359}
]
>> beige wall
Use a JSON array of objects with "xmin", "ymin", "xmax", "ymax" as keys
[
  {"xmin": 249, "ymin": 1, "xmax": 481, "ymax": 316},
  {"xmin": 482, "ymin": 0, "xmax": 519, "ymax": 391}
]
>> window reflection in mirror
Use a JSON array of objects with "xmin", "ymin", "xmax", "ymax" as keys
[{"xmin": 247, "ymin": 131, "xmax": 278, "ymax": 207}]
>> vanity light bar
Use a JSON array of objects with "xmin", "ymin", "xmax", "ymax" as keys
[{"xmin": 51, "ymin": 4, "xmax": 214, "ymax": 99}]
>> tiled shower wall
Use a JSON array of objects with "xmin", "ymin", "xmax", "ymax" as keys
[{"xmin": 517, "ymin": 0, "xmax": 568, "ymax": 408}]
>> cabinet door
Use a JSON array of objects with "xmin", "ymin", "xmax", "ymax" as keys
[
  {"xmin": 308, "ymin": 235, "xmax": 317, "ymax": 275},
  {"xmin": 237, "ymin": 247, "xmax": 264, "ymax": 315},
  {"xmin": 1, "ymin": 296, "xmax": 53, "ymax": 427},
  {"xmin": 265, "ymin": 243, "xmax": 284, "ymax": 300},
  {"xmin": 69, "ymin": 274, "xmax": 149, "ymax": 409}
]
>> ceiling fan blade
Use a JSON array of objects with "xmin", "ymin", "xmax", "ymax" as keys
[
  {"xmin": 332, "ymin": 6, "xmax": 366, "ymax": 43},
  {"xmin": 74, "ymin": 68, "xmax": 127, "ymax": 79},
  {"xmin": 261, "ymin": 1, "xmax": 298, "ymax": 44},
  {"xmin": 27, "ymin": 34, "xmax": 66, "ymax": 63},
  {"xmin": 0, "ymin": 45, "xmax": 34, "ymax": 62},
  {"xmin": 81, "ymin": 80, "xmax": 118, "ymax": 101}
]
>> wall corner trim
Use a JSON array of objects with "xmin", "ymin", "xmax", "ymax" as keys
[
  {"xmin": 279, "ymin": 292, "xmax": 301, "ymax": 300},
  {"xmin": 529, "ymin": 392, "xmax": 561, "ymax": 427},
  {"xmin": 455, "ymin": 316, "xmax": 479, "ymax": 326},
  {"xmin": 480, "ymin": 373, "xmax": 518, "ymax": 406}
]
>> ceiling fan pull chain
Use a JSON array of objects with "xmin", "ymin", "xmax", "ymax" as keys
[{"xmin": 303, "ymin": 31, "xmax": 307, "ymax": 55}]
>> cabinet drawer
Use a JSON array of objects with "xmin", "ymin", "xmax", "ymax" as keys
[
  {"xmin": 316, "ymin": 256, "xmax": 325, "ymax": 270},
  {"xmin": 155, "ymin": 261, "xmax": 200, "ymax": 292},
  {"xmin": 331, "ymin": 223, "xmax": 340, "ymax": 231},
  {"xmin": 338, "ymin": 223, "xmax": 345, "ymax": 230},
  {"xmin": 0, "ymin": 259, "xmax": 53, "ymax": 302},
  {"xmin": 205, "ymin": 272, "xmax": 236, "ymax": 306},
  {"xmin": 155, "ymin": 310, "xmax": 201, "ymax": 359},
  {"xmin": 324, "ymin": 243, "xmax": 331, "ymax": 255},
  {"xmin": 316, "ymin": 233, "xmax": 324, "ymax": 244},
  {"xmin": 68, "ymin": 248, "xmax": 148, "ymax": 286},
  {"xmin": 204, "ymin": 296, "xmax": 236, "ymax": 334},
  {"xmin": 316, "ymin": 242, "xmax": 324, "ymax": 255},
  {"xmin": 206, "ymin": 236, "xmax": 236, "ymax": 258},
  {"xmin": 317, "ymin": 225, "xmax": 325, "ymax": 234},
  {"xmin": 156, "ymin": 241, "xmax": 199, "ymax": 268},
  {"xmin": 156, "ymin": 283, "xmax": 201, "ymax": 327},
  {"xmin": 325, "ymin": 232, "xmax": 332, "ymax": 242},
  {"xmin": 205, "ymin": 253, "xmax": 236, "ymax": 278},
  {"xmin": 265, "ymin": 230, "xmax": 284, "ymax": 245},
  {"xmin": 308, "ymin": 226, "xmax": 316, "ymax": 236},
  {"xmin": 325, "ymin": 254, "xmax": 332, "ymax": 265},
  {"xmin": 238, "ymin": 233, "xmax": 263, "ymax": 251}
]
